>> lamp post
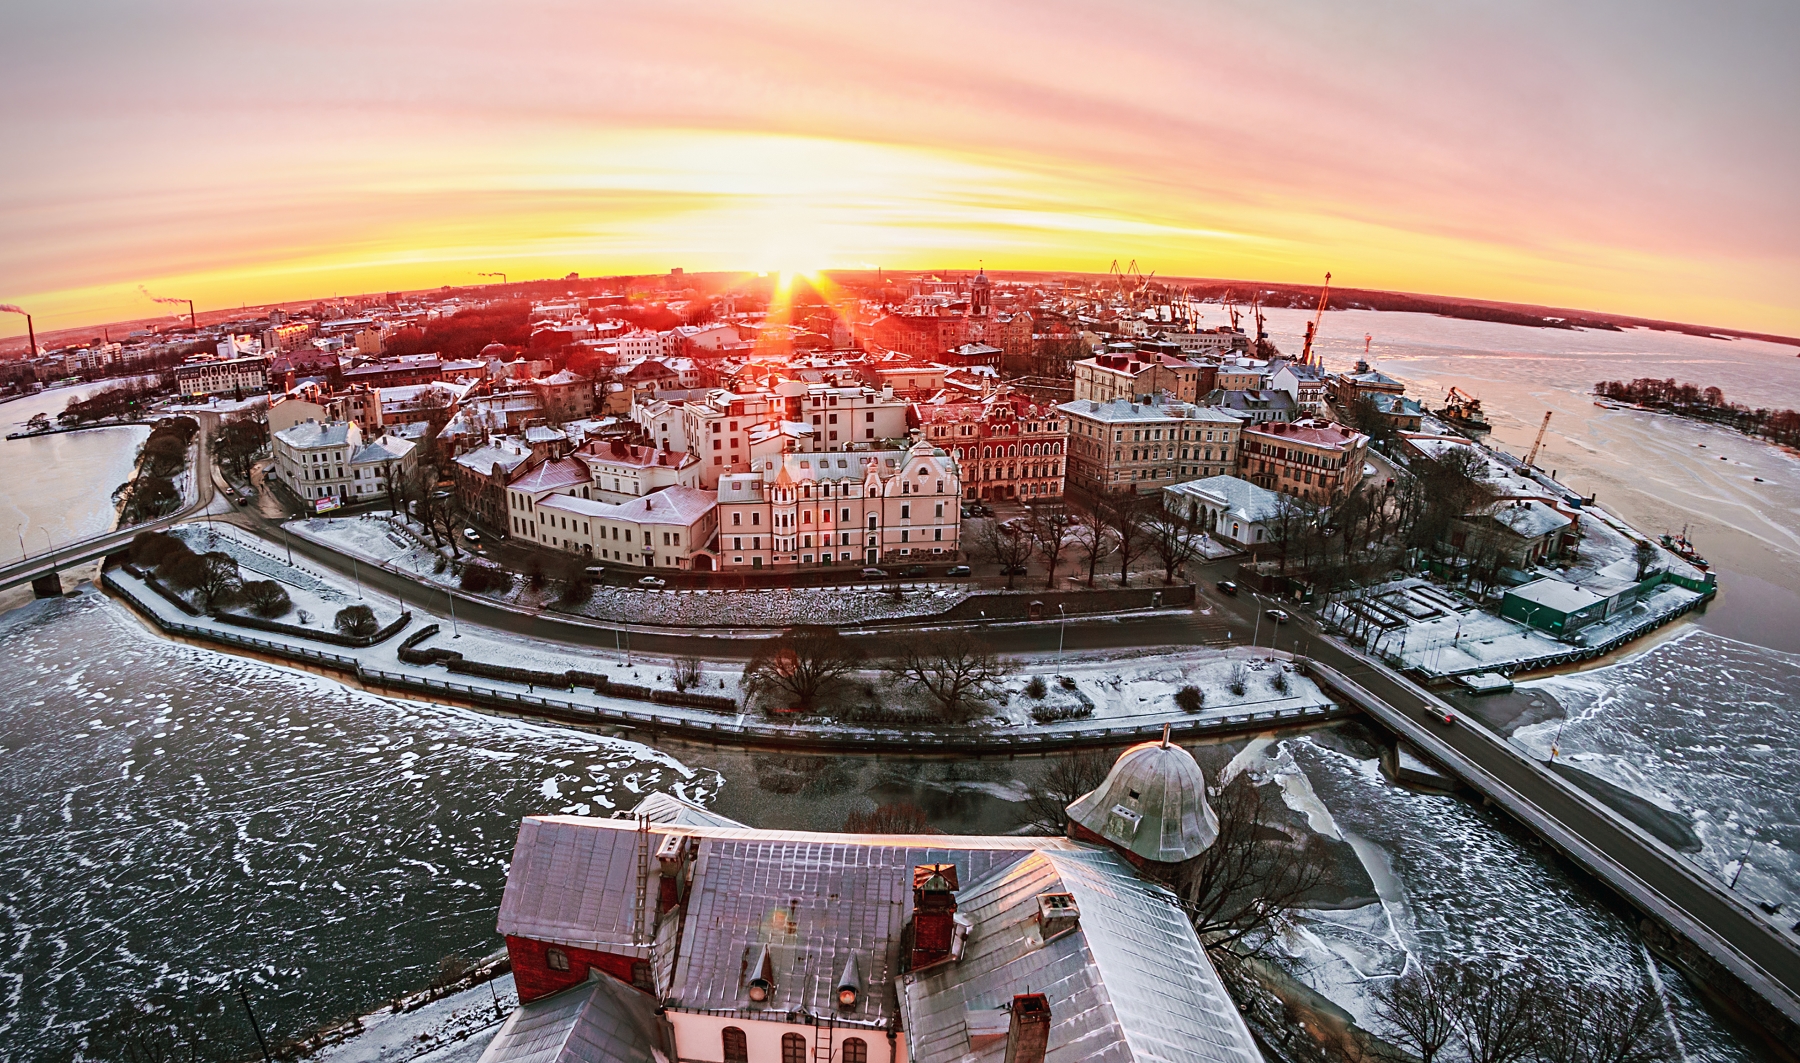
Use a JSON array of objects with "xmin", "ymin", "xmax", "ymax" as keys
[
  {"xmin": 281, "ymin": 526, "xmax": 293, "ymax": 565},
  {"xmin": 448, "ymin": 585, "xmax": 460, "ymax": 638},
  {"xmin": 351, "ymin": 555, "xmax": 362, "ymax": 599},
  {"xmin": 1056, "ymin": 603, "xmax": 1067, "ymax": 670}
]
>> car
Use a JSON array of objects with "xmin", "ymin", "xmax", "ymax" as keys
[
  {"xmin": 637, "ymin": 576, "xmax": 667, "ymax": 588},
  {"xmin": 861, "ymin": 567, "xmax": 889, "ymax": 580},
  {"xmin": 462, "ymin": 528, "xmax": 481, "ymax": 543},
  {"xmin": 946, "ymin": 565, "xmax": 972, "ymax": 577},
  {"xmin": 960, "ymin": 506, "xmax": 975, "ymax": 518},
  {"xmin": 901, "ymin": 564, "xmax": 928, "ymax": 577},
  {"xmin": 584, "ymin": 565, "xmax": 605, "ymax": 578},
  {"xmin": 1001, "ymin": 564, "xmax": 1028, "ymax": 575},
  {"xmin": 1427, "ymin": 707, "xmax": 1457, "ymax": 726},
  {"xmin": 1264, "ymin": 608, "xmax": 1290, "ymax": 624},
  {"xmin": 972, "ymin": 503, "xmax": 994, "ymax": 516},
  {"xmin": 1217, "ymin": 580, "xmax": 1239, "ymax": 596}
]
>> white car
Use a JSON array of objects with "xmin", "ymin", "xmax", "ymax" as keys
[
  {"xmin": 462, "ymin": 528, "xmax": 481, "ymax": 542},
  {"xmin": 637, "ymin": 576, "xmax": 667, "ymax": 589}
]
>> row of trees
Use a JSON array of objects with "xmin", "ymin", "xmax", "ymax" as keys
[
  {"xmin": 968, "ymin": 491, "xmax": 1214, "ymax": 590},
  {"xmin": 113, "ymin": 416, "xmax": 198, "ymax": 524},
  {"xmin": 212, "ymin": 412, "xmax": 270, "ymax": 483},
  {"xmin": 57, "ymin": 380, "xmax": 163, "ymax": 425},
  {"xmin": 129, "ymin": 531, "xmax": 378, "ymax": 635},
  {"xmin": 1597, "ymin": 377, "xmax": 1800, "ymax": 447},
  {"xmin": 741, "ymin": 625, "xmax": 1005, "ymax": 722},
  {"xmin": 381, "ymin": 302, "xmax": 531, "ymax": 361}
]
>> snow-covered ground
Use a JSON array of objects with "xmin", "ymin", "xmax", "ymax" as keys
[
  {"xmin": 310, "ymin": 974, "xmax": 517, "ymax": 1063},
  {"xmin": 1328, "ymin": 575, "xmax": 1703, "ymax": 677},
  {"xmin": 1512, "ymin": 629, "xmax": 1800, "ymax": 929},
  {"xmin": 285, "ymin": 514, "xmax": 977, "ymax": 627},
  {"xmin": 168, "ymin": 523, "xmax": 404, "ymax": 633},
  {"xmin": 990, "ymin": 651, "xmax": 1331, "ymax": 729}
]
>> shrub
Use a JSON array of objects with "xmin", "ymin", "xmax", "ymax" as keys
[
  {"xmin": 1025, "ymin": 676, "xmax": 1048, "ymax": 699},
  {"xmin": 162, "ymin": 549, "xmax": 209, "ymax": 590},
  {"xmin": 1271, "ymin": 669, "xmax": 1291, "ymax": 694},
  {"xmin": 1057, "ymin": 675, "xmax": 1078, "ymax": 691},
  {"xmin": 242, "ymin": 580, "xmax": 292, "ymax": 617},
  {"xmin": 334, "ymin": 604, "xmax": 379, "ymax": 638},
  {"xmin": 130, "ymin": 530, "xmax": 183, "ymax": 568},
  {"xmin": 1176, "ymin": 685, "xmax": 1204, "ymax": 712},
  {"xmin": 525, "ymin": 559, "xmax": 546, "ymax": 591},
  {"xmin": 1228, "ymin": 664, "xmax": 1248, "ymax": 696},
  {"xmin": 843, "ymin": 802, "xmax": 940, "ymax": 834},
  {"xmin": 1030, "ymin": 702, "xmax": 1094, "ymax": 724},
  {"xmin": 460, "ymin": 564, "xmax": 503, "ymax": 592}
]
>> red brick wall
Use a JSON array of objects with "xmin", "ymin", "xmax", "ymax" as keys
[{"xmin": 506, "ymin": 935, "xmax": 639, "ymax": 1003}]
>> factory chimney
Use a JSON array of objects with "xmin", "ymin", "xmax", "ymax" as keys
[{"xmin": 187, "ymin": 300, "xmax": 197, "ymax": 329}]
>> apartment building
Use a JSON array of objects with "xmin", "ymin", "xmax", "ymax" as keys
[
  {"xmin": 576, "ymin": 438, "xmax": 701, "ymax": 503},
  {"xmin": 1071, "ymin": 352, "xmax": 1202, "ymax": 405},
  {"xmin": 271, "ymin": 419, "xmax": 417, "ymax": 509},
  {"xmin": 913, "ymin": 392, "xmax": 1067, "ymax": 502},
  {"xmin": 528, "ymin": 486, "xmax": 718, "ymax": 569},
  {"xmin": 1240, "ymin": 418, "xmax": 1369, "ymax": 505},
  {"xmin": 1059, "ymin": 396, "xmax": 1242, "ymax": 495},
  {"xmin": 716, "ymin": 443, "xmax": 961, "ymax": 569},
  {"xmin": 678, "ymin": 385, "xmax": 910, "ymax": 488},
  {"xmin": 174, "ymin": 355, "xmax": 269, "ymax": 398}
]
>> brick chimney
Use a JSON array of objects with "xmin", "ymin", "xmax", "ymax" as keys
[
  {"xmin": 1005, "ymin": 994, "xmax": 1051, "ymax": 1063},
  {"xmin": 909, "ymin": 863, "xmax": 960, "ymax": 969}
]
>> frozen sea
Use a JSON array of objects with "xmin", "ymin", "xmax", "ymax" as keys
[{"xmin": 0, "ymin": 591, "xmax": 718, "ymax": 1061}]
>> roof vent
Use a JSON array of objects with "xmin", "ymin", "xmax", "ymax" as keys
[
  {"xmin": 836, "ymin": 953, "xmax": 863, "ymax": 1010},
  {"xmin": 745, "ymin": 944, "xmax": 775, "ymax": 1003},
  {"xmin": 1036, "ymin": 892, "xmax": 1079, "ymax": 941}
]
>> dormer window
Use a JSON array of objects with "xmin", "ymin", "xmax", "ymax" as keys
[{"xmin": 545, "ymin": 947, "xmax": 569, "ymax": 972}]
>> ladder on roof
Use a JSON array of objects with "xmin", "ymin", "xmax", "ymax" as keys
[
  {"xmin": 813, "ymin": 1012, "xmax": 835, "ymax": 1063},
  {"xmin": 633, "ymin": 813, "xmax": 651, "ymax": 946}
]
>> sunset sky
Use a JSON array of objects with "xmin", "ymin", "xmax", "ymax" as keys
[{"xmin": 3, "ymin": 0, "xmax": 1797, "ymax": 339}]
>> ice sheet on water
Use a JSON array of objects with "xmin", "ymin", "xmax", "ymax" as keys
[
  {"xmin": 0, "ymin": 593, "xmax": 722, "ymax": 1061},
  {"xmin": 1517, "ymin": 629, "xmax": 1800, "ymax": 919}
]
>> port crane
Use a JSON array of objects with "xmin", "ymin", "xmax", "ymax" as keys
[
  {"xmin": 1299, "ymin": 271, "xmax": 1332, "ymax": 366},
  {"xmin": 1523, "ymin": 410, "xmax": 1553, "ymax": 470}
]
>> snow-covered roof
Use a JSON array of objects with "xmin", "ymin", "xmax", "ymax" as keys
[
  {"xmin": 1366, "ymin": 391, "xmax": 1424, "ymax": 417},
  {"xmin": 1165, "ymin": 476, "xmax": 1288, "ymax": 525},
  {"xmin": 1506, "ymin": 577, "xmax": 1605, "ymax": 614},
  {"xmin": 350, "ymin": 435, "xmax": 415, "ymax": 465},
  {"xmin": 901, "ymin": 848, "xmax": 1262, "ymax": 1063},
  {"xmin": 274, "ymin": 420, "xmax": 354, "ymax": 449},
  {"xmin": 509, "ymin": 457, "xmax": 592, "ymax": 494},
  {"xmin": 1486, "ymin": 499, "xmax": 1571, "ymax": 540},
  {"xmin": 453, "ymin": 442, "xmax": 531, "ymax": 476},
  {"xmin": 537, "ymin": 486, "xmax": 717, "ymax": 526},
  {"xmin": 623, "ymin": 792, "xmax": 747, "ymax": 830},
  {"xmin": 476, "ymin": 971, "xmax": 669, "ymax": 1063},
  {"xmin": 1058, "ymin": 396, "xmax": 1231, "ymax": 424}
]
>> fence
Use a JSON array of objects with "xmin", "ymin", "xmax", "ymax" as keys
[{"xmin": 104, "ymin": 567, "xmax": 1352, "ymax": 754}]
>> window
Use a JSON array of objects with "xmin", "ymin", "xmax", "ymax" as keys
[
  {"xmin": 733, "ymin": 512, "xmax": 741, "ymax": 526},
  {"xmin": 782, "ymin": 1034, "xmax": 807, "ymax": 1063},
  {"xmin": 722, "ymin": 1028, "xmax": 749, "ymax": 1063},
  {"xmin": 900, "ymin": 504, "xmax": 910, "ymax": 519},
  {"xmin": 545, "ymin": 948, "xmax": 569, "ymax": 972},
  {"xmin": 842, "ymin": 1038, "xmax": 868, "ymax": 1063}
]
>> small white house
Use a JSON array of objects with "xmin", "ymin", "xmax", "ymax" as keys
[{"xmin": 1163, "ymin": 475, "xmax": 1289, "ymax": 548}]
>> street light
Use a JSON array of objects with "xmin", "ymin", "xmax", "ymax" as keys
[
  {"xmin": 447, "ymin": 585, "xmax": 460, "ymax": 638},
  {"xmin": 351, "ymin": 555, "xmax": 362, "ymax": 599},
  {"xmin": 1056, "ymin": 603, "xmax": 1067, "ymax": 670}
]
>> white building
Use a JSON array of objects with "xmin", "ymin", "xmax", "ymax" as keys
[
  {"xmin": 174, "ymin": 355, "xmax": 270, "ymax": 398},
  {"xmin": 271, "ymin": 420, "xmax": 417, "ymax": 509},
  {"xmin": 528, "ymin": 486, "xmax": 719, "ymax": 569},
  {"xmin": 1163, "ymin": 475, "xmax": 1289, "ymax": 549},
  {"xmin": 576, "ymin": 438, "xmax": 702, "ymax": 504}
]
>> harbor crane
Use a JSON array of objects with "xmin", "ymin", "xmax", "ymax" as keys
[
  {"xmin": 1299, "ymin": 271, "xmax": 1332, "ymax": 366},
  {"xmin": 1523, "ymin": 410, "xmax": 1553, "ymax": 470}
]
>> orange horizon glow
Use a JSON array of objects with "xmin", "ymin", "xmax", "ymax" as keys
[{"xmin": 3, "ymin": 3, "xmax": 1797, "ymax": 340}]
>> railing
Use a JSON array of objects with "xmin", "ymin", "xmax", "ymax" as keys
[{"xmin": 103, "ymin": 567, "xmax": 1351, "ymax": 753}]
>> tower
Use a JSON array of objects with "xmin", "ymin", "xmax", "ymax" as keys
[
  {"xmin": 969, "ymin": 267, "xmax": 991, "ymax": 317},
  {"xmin": 1064, "ymin": 725, "xmax": 1219, "ymax": 865}
]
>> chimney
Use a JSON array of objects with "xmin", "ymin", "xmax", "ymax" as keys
[
  {"xmin": 26, "ymin": 314, "xmax": 36, "ymax": 357},
  {"xmin": 656, "ymin": 833, "xmax": 689, "ymax": 915},
  {"xmin": 909, "ymin": 863, "xmax": 961, "ymax": 969},
  {"xmin": 1036, "ymin": 892, "xmax": 1079, "ymax": 941},
  {"xmin": 1005, "ymin": 994, "xmax": 1051, "ymax": 1063}
]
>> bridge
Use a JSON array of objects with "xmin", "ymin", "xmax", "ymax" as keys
[
  {"xmin": 1, "ymin": 416, "xmax": 216, "ymax": 596},
  {"xmin": 1305, "ymin": 656, "xmax": 1800, "ymax": 1057}
]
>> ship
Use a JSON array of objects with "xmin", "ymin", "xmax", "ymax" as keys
[
  {"xmin": 1436, "ymin": 387, "xmax": 1491, "ymax": 437},
  {"xmin": 1660, "ymin": 527, "xmax": 1708, "ymax": 569}
]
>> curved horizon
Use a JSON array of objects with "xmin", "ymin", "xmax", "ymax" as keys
[{"xmin": 3, "ymin": 1, "xmax": 1797, "ymax": 340}]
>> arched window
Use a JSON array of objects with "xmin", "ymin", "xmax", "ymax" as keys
[
  {"xmin": 544, "ymin": 947, "xmax": 569, "ymax": 972},
  {"xmin": 722, "ymin": 1027, "xmax": 748, "ymax": 1063},
  {"xmin": 781, "ymin": 1033, "xmax": 807, "ymax": 1063},
  {"xmin": 842, "ymin": 1038, "xmax": 869, "ymax": 1063}
]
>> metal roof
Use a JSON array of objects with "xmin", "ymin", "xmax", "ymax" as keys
[
  {"xmin": 476, "ymin": 973, "xmax": 669, "ymax": 1063},
  {"xmin": 900, "ymin": 849, "xmax": 1260, "ymax": 1063},
  {"xmin": 495, "ymin": 818, "xmax": 653, "ymax": 958},
  {"xmin": 1065, "ymin": 740, "xmax": 1218, "ymax": 864}
]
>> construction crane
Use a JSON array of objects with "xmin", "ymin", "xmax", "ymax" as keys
[
  {"xmin": 1299, "ymin": 271, "xmax": 1332, "ymax": 366},
  {"xmin": 1523, "ymin": 411, "xmax": 1553, "ymax": 470},
  {"xmin": 1223, "ymin": 289, "xmax": 1242, "ymax": 331}
]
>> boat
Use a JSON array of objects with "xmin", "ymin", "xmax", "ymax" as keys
[
  {"xmin": 1660, "ymin": 527, "xmax": 1708, "ymax": 569},
  {"xmin": 1436, "ymin": 387, "xmax": 1491, "ymax": 436}
]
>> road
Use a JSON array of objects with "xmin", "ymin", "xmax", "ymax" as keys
[
  {"xmin": 1206, "ymin": 580, "xmax": 1800, "ymax": 1038},
  {"xmin": 0, "ymin": 412, "xmax": 219, "ymax": 593}
]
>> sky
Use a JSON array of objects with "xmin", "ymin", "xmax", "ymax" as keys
[{"xmin": 2, "ymin": 0, "xmax": 1798, "ymax": 339}]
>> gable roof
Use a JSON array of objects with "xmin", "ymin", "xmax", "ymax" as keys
[
  {"xmin": 510, "ymin": 457, "xmax": 592, "ymax": 495},
  {"xmin": 901, "ymin": 849, "xmax": 1261, "ymax": 1063}
]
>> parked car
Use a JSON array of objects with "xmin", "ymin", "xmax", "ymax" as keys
[
  {"xmin": 1217, "ymin": 580, "xmax": 1239, "ymax": 596},
  {"xmin": 970, "ymin": 503, "xmax": 994, "ymax": 516},
  {"xmin": 584, "ymin": 566, "xmax": 605, "ymax": 579},
  {"xmin": 1264, "ymin": 608, "xmax": 1290, "ymax": 624},
  {"xmin": 860, "ymin": 567, "xmax": 889, "ymax": 580},
  {"xmin": 637, "ymin": 575, "xmax": 667, "ymax": 588},
  {"xmin": 945, "ymin": 565, "xmax": 972, "ymax": 577},
  {"xmin": 960, "ymin": 505, "xmax": 975, "ymax": 519},
  {"xmin": 901, "ymin": 564, "xmax": 928, "ymax": 577},
  {"xmin": 462, "ymin": 528, "xmax": 481, "ymax": 543}
]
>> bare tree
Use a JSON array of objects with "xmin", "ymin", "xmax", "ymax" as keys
[
  {"xmin": 1024, "ymin": 504, "xmax": 1072, "ymax": 589},
  {"xmin": 1535, "ymin": 978, "xmax": 1672, "ymax": 1063},
  {"xmin": 1444, "ymin": 957, "xmax": 1546, "ymax": 1063},
  {"xmin": 1105, "ymin": 493, "xmax": 1154, "ymax": 586},
  {"xmin": 741, "ymin": 625, "xmax": 864, "ymax": 713},
  {"xmin": 1144, "ymin": 508, "xmax": 1203, "ymax": 584},
  {"xmin": 671, "ymin": 654, "xmax": 704, "ymax": 691},
  {"xmin": 843, "ymin": 802, "xmax": 942, "ymax": 834},
  {"xmin": 884, "ymin": 628, "xmax": 1007, "ymax": 721},
  {"xmin": 1371, "ymin": 961, "xmax": 1459, "ymax": 1063},
  {"xmin": 973, "ymin": 518, "xmax": 1034, "ymax": 589},
  {"xmin": 1161, "ymin": 773, "xmax": 1327, "ymax": 961},
  {"xmin": 1070, "ymin": 497, "xmax": 1116, "ymax": 587},
  {"xmin": 195, "ymin": 552, "xmax": 242, "ymax": 610},
  {"xmin": 1019, "ymin": 751, "xmax": 1113, "ymax": 835}
]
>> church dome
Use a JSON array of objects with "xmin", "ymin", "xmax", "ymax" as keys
[{"xmin": 1065, "ymin": 730, "xmax": 1218, "ymax": 864}]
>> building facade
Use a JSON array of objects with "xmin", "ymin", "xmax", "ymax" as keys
[
  {"xmin": 527, "ymin": 486, "xmax": 718, "ymax": 569},
  {"xmin": 1059, "ymin": 397, "xmax": 1242, "ymax": 495},
  {"xmin": 1239, "ymin": 419, "xmax": 1369, "ymax": 505},
  {"xmin": 271, "ymin": 419, "xmax": 418, "ymax": 508},
  {"xmin": 913, "ymin": 393, "xmax": 1067, "ymax": 502},
  {"xmin": 174, "ymin": 356, "xmax": 270, "ymax": 398}
]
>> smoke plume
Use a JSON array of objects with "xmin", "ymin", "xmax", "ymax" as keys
[{"xmin": 0, "ymin": 304, "xmax": 26, "ymax": 315}]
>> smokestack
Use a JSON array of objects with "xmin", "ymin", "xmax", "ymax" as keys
[
  {"xmin": 188, "ymin": 300, "xmax": 196, "ymax": 329},
  {"xmin": 1004, "ymin": 994, "xmax": 1051, "ymax": 1063},
  {"xmin": 26, "ymin": 314, "xmax": 35, "ymax": 357}
]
